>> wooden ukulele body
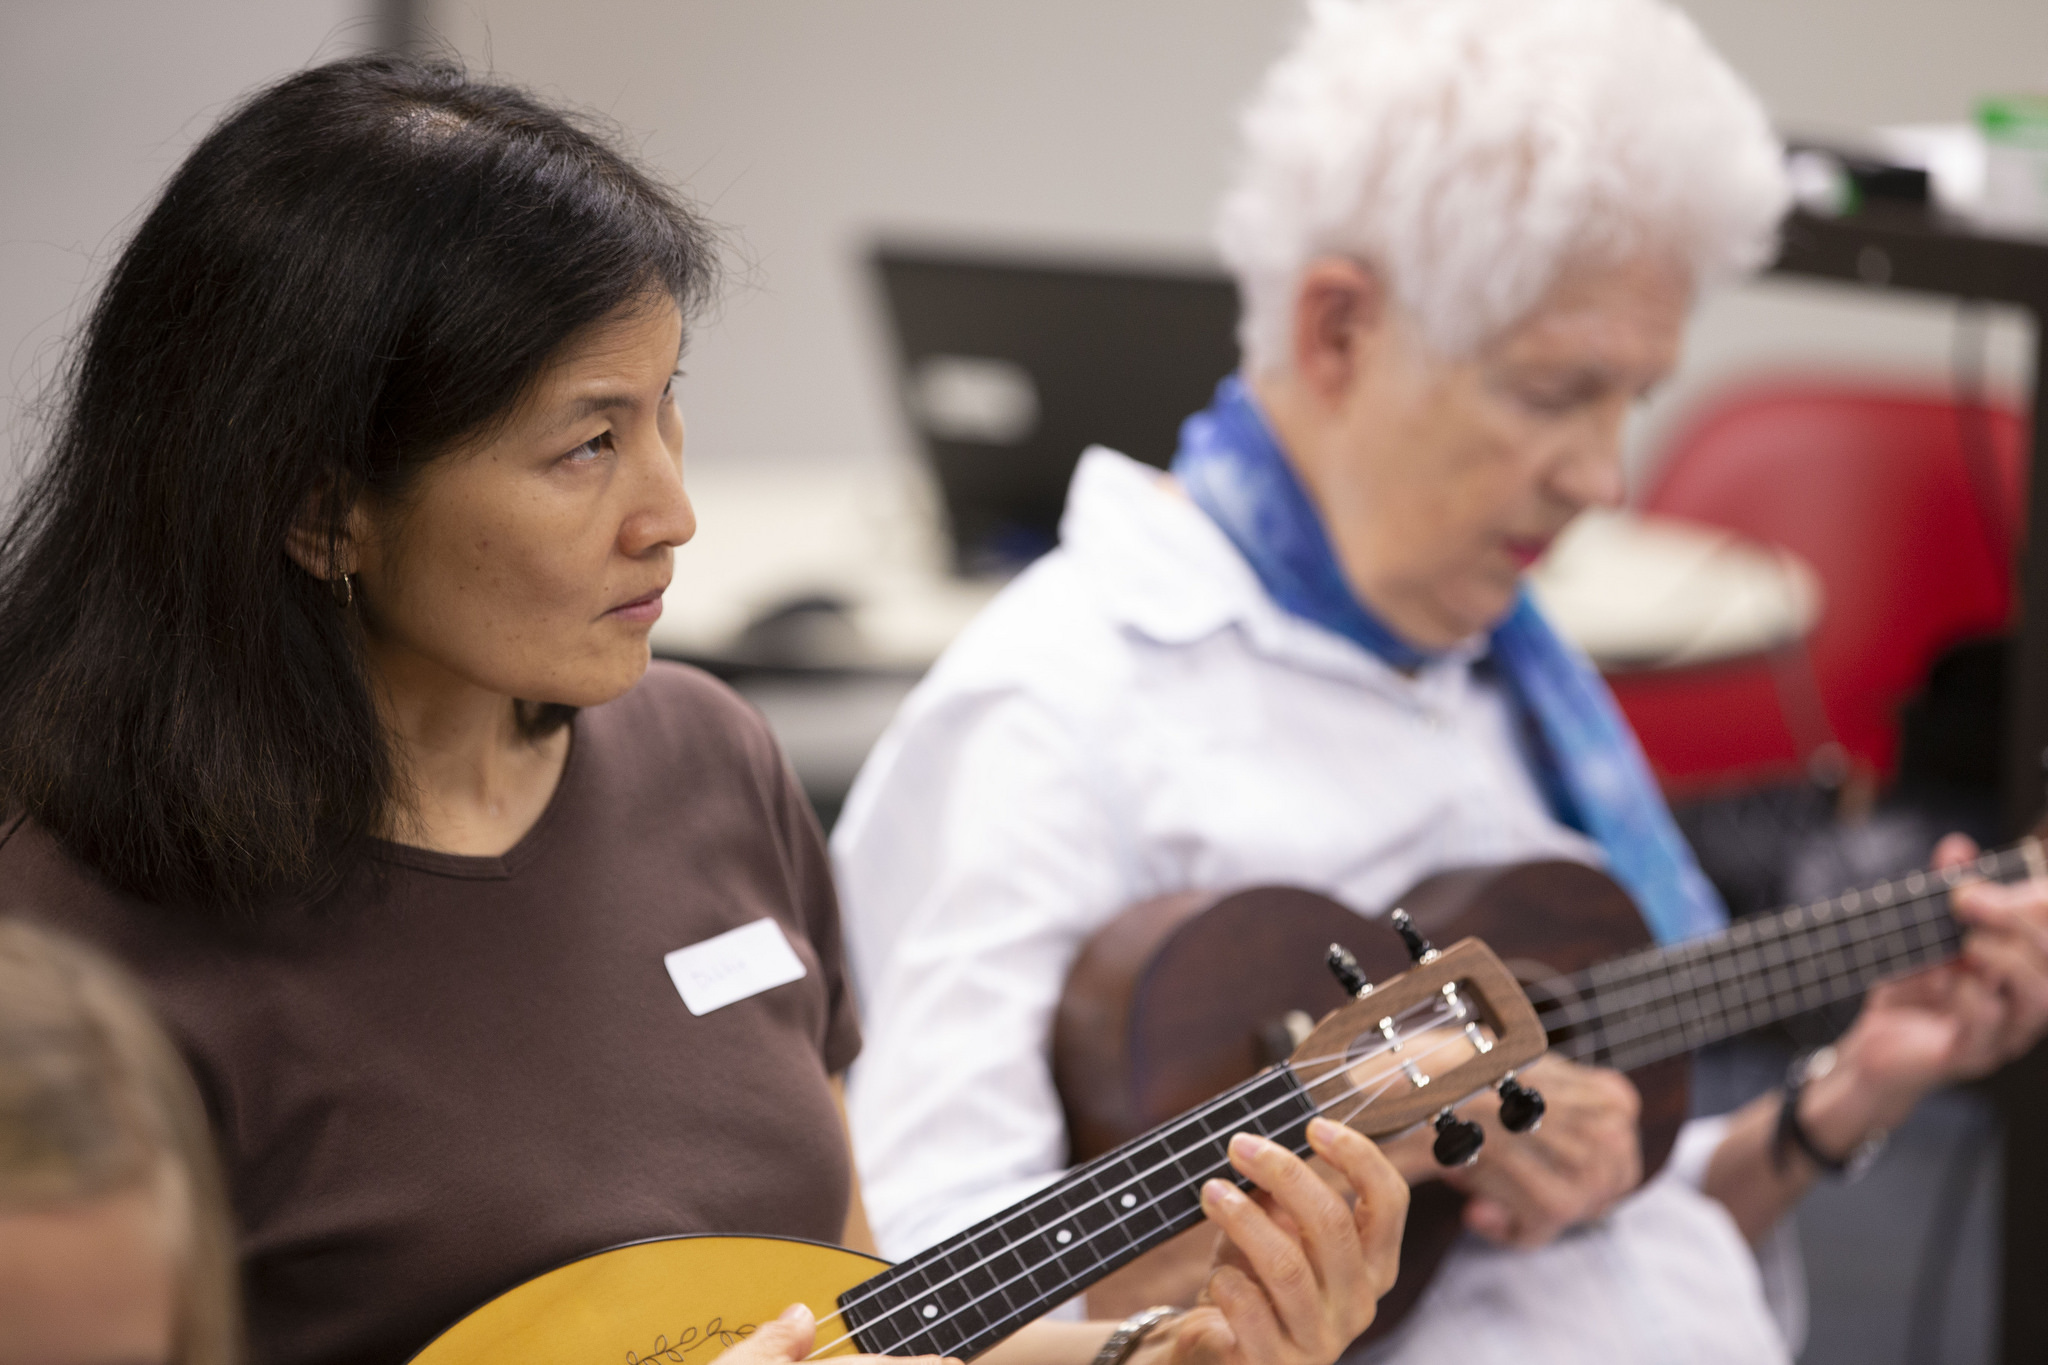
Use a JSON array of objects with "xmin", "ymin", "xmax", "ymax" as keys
[
  {"xmin": 408, "ymin": 1235, "xmax": 885, "ymax": 1365},
  {"xmin": 1053, "ymin": 861, "xmax": 1688, "ymax": 1346},
  {"xmin": 405, "ymin": 923, "xmax": 1548, "ymax": 1362}
]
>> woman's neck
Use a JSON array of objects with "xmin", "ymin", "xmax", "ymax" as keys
[{"xmin": 366, "ymin": 645, "xmax": 571, "ymax": 858}]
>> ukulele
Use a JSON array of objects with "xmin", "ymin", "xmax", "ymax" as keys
[
  {"xmin": 408, "ymin": 936, "xmax": 1545, "ymax": 1364},
  {"xmin": 1054, "ymin": 838, "xmax": 2045, "ymax": 1344}
]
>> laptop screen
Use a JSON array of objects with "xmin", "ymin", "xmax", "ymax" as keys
[{"xmin": 873, "ymin": 245, "xmax": 1240, "ymax": 572}]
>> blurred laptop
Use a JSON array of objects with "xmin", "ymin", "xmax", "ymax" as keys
[{"xmin": 873, "ymin": 244, "xmax": 1240, "ymax": 572}]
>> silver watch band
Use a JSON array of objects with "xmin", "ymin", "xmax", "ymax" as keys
[
  {"xmin": 1781, "ymin": 1045, "xmax": 1890, "ymax": 1181},
  {"xmin": 1092, "ymin": 1306, "xmax": 1183, "ymax": 1365}
]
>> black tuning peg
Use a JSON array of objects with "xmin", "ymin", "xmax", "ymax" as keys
[
  {"xmin": 1326, "ymin": 943, "xmax": 1373, "ymax": 999},
  {"xmin": 1432, "ymin": 1108, "xmax": 1484, "ymax": 1167},
  {"xmin": 1497, "ymin": 1075, "xmax": 1546, "ymax": 1134},
  {"xmin": 1389, "ymin": 909, "xmax": 1436, "ymax": 964}
]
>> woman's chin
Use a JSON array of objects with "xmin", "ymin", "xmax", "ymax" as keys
[
  {"xmin": 1409, "ymin": 577, "xmax": 1523, "ymax": 646},
  {"xmin": 1476, "ymin": 566, "xmax": 1529, "ymax": 622},
  {"xmin": 530, "ymin": 643, "xmax": 655, "ymax": 710}
]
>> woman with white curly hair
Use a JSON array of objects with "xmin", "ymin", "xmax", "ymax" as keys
[{"xmin": 834, "ymin": 0, "xmax": 2048, "ymax": 1361}]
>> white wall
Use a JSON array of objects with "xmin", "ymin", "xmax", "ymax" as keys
[
  {"xmin": 420, "ymin": 0, "xmax": 2048, "ymax": 488},
  {"xmin": 7, "ymin": 1, "xmax": 2044, "ymax": 498},
  {"xmin": 431, "ymin": 0, "xmax": 1302, "ymax": 484},
  {"xmin": 0, "ymin": 0, "xmax": 373, "ymax": 496},
  {"xmin": 1687, "ymin": 0, "xmax": 2048, "ymax": 134}
]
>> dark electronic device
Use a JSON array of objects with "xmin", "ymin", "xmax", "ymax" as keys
[{"xmin": 872, "ymin": 245, "xmax": 1239, "ymax": 572}]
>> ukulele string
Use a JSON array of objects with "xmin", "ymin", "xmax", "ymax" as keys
[
  {"xmin": 807, "ymin": 1029, "xmax": 1461, "ymax": 1360},
  {"xmin": 1533, "ymin": 845, "xmax": 2024, "ymax": 1032},
  {"xmin": 810, "ymin": 995, "xmax": 1454, "ymax": 1343},
  {"xmin": 1535, "ymin": 888, "xmax": 1945, "ymax": 1038},
  {"xmin": 805, "ymin": 1025, "xmax": 1479, "ymax": 1361},
  {"xmin": 804, "ymin": 1021, "xmax": 1433, "ymax": 1358},
  {"xmin": 1542, "ymin": 892, "xmax": 1969, "ymax": 1070},
  {"xmin": 1553, "ymin": 845, "xmax": 2019, "ymax": 1012},
  {"xmin": 1554, "ymin": 903, "xmax": 1962, "ymax": 1073},
  {"xmin": 862, "ymin": 1028, "xmax": 1483, "ymax": 1355},
  {"xmin": 825, "ymin": 840, "xmax": 2048, "ymax": 1357},
  {"xmin": 1557, "ymin": 880, "xmax": 1967, "ymax": 1044},
  {"xmin": 1526, "ymin": 846, "xmax": 2020, "ymax": 1040},
  {"xmin": 811, "ymin": 838, "xmax": 2047, "ymax": 1358},
  {"xmin": 831, "ymin": 852, "xmax": 1989, "ymax": 1363},
  {"xmin": 1552, "ymin": 910, "xmax": 1944, "ymax": 1067},
  {"xmin": 1543, "ymin": 872, "xmax": 1952, "ymax": 1025}
]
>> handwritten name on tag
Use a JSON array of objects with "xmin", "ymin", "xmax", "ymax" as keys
[{"xmin": 664, "ymin": 919, "xmax": 807, "ymax": 1016}]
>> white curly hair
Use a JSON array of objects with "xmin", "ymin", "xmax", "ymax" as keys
[{"xmin": 1218, "ymin": 0, "xmax": 1790, "ymax": 369}]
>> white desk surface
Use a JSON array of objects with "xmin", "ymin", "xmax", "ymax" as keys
[
  {"xmin": 661, "ymin": 467, "xmax": 1822, "ymax": 678},
  {"xmin": 665, "ymin": 473, "xmax": 1822, "ymax": 807},
  {"xmin": 1528, "ymin": 509, "xmax": 1823, "ymax": 672},
  {"xmin": 653, "ymin": 461, "xmax": 1001, "ymax": 673}
]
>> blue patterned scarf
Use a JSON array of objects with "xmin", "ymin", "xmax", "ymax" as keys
[{"xmin": 1171, "ymin": 376, "xmax": 1726, "ymax": 946}]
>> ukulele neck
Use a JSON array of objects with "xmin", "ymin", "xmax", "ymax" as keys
[
  {"xmin": 1546, "ymin": 839, "xmax": 2043, "ymax": 1073},
  {"xmin": 837, "ymin": 1068, "xmax": 1317, "ymax": 1359}
]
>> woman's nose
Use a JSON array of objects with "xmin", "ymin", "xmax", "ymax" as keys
[
  {"xmin": 1549, "ymin": 423, "xmax": 1627, "ymax": 513},
  {"xmin": 620, "ymin": 426, "xmax": 696, "ymax": 556}
]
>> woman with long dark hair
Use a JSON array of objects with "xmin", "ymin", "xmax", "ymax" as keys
[{"xmin": 0, "ymin": 55, "xmax": 1402, "ymax": 1365}]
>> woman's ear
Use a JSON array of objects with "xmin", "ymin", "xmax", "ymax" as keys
[
  {"xmin": 282, "ymin": 478, "xmax": 363, "ymax": 583},
  {"xmin": 1289, "ymin": 258, "xmax": 1389, "ymax": 407}
]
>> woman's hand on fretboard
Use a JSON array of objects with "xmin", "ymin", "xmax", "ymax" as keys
[
  {"xmin": 1156, "ymin": 1120, "xmax": 1406, "ymax": 1365},
  {"xmin": 1807, "ymin": 833, "xmax": 2048, "ymax": 1151}
]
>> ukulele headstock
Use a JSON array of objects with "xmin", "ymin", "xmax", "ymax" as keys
[{"xmin": 1285, "ymin": 936, "xmax": 1546, "ymax": 1147}]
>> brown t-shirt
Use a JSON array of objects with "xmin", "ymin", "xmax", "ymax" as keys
[{"xmin": 0, "ymin": 663, "xmax": 862, "ymax": 1365}]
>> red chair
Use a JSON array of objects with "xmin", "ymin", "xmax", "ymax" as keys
[{"xmin": 1609, "ymin": 381, "xmax": 2028, "ymax": 798}]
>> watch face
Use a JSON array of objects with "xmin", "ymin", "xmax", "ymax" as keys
[
  {"xmin": 1844, "ymin": 1131, "xmax": 1889, "ymax": 1183},
  {"xmin": 1781, "ymin": 1046, "xmax": 1884, "ymax": 1179},
  {"xmin": 1796, "ymin": 1044, "xmax": 1839, "ymax": 1086}
]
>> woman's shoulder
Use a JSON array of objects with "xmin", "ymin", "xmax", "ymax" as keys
[
  {"xmin": 900, "ymin": 554, "xmax": 1145, "ymax": 741},
  {"xmin": 577, "ymin": 660, "xmax": 786, "ymax": 789},
  {"xmin": 570, "ymin": 663, "xmax": 822, "ymax": 898},
  {"xmin": 594, "ymin": 657, "xmax": 766, "ymax": 728},
  {"xmin": 0, "ymin": 813, "xmax": 168, "ymax": 953},
  {"xmin": 604, "ymin": 656, "xmax": 754, "ymax": 716},
  {"xmin": 1, "ymin": 812, "xmax": 96, "ymax": 902}
]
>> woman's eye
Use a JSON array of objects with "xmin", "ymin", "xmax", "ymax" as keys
[
  {"xmin": 1512, "ymin": 380, "xmax": 1597, "ymax": 416},
  {"xmin": 565, "ymin": 432, "xmax": 610, "ymax": 463},
  {"xmin": 1518, "ymin": 390, "xmax": 1576, "ymax": 415}
]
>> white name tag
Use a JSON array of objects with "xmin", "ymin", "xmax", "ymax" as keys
[{"xmin": 664, "ymin": 918, "xmax": 807, "ymax": 1016}]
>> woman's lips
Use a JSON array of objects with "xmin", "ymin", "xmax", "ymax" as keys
[
  {"xmin": 604, "ymin": 589, "xmax": 666, "ymax": 624},
  {"xmin": 1503, "ymin": 537, "xmax": 1552, "ymax": 570}
]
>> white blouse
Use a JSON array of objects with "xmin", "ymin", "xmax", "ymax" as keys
[{"xmin": 834, "ymin": 448, "xmax": 1787, "ymax": 1364}]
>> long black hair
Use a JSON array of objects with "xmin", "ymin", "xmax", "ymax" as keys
[{"xmin": 0, "ymin": 55, "xmax": 719, "ymax": 911}]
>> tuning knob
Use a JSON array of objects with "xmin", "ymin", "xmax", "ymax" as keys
[
  {"xmin": 1432, "ymin": 1108, "xmax": 1485, "ymax": 1167},
  {"xmin": 1389, "ymin": 909, "xmax": 1437, "ymax": 964},
  {"xmin": 1497, "ymin": 1076, "xmax": 1546, "ymax": 1134},
  {"xmin": 1326, "ymin": 943, "xmax": 1373, "ymax": 999}
]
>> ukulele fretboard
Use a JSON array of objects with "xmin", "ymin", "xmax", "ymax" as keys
[
  {"xmin": 1543, "ymin": 842, "xmax": 2039, "ymax": 1073},
  {"xmin": 839, "ymin": 1067, "xmax": 1317, "ymax": 1359}
]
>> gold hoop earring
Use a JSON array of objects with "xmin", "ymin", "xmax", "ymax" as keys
[{"xmin": 331, "ymin": 573, "xmax": 354, "ymax": 610}]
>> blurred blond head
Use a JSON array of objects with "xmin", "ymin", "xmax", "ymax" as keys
[{"xmin": 0, "ymin": 918, "xmax": 240, "ymax": 1365}]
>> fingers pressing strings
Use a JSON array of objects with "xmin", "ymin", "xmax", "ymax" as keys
[
  {"xmin": 1197, "ymin": 1124, "xmax": 1392, "ymax": 1362},
  {"xmin": 805, "ymin": 1033, "xmax": 1462, "ymax": 1360}
]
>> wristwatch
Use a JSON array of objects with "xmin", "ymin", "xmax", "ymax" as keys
[
  {"xmin": 1773, "ymin": 1045, "xmax": 1888, "ymax": 1181},
  {"xmin": 1092, "ymin": 1307, "xmax": 1184, "ymax": 1365}
]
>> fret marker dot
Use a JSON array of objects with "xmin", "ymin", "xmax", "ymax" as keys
[
  {"xmin": 1121, "ymin": 1193, "xmax": 1137, "ymax": 1208},
  {"xmin": 922, "ymin": 1305, "xmax": 938, "ymax": 1320},
  {"xmin": 1056, "ymin": 1229, "xmax": 1072, "ymax": 1243}
]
